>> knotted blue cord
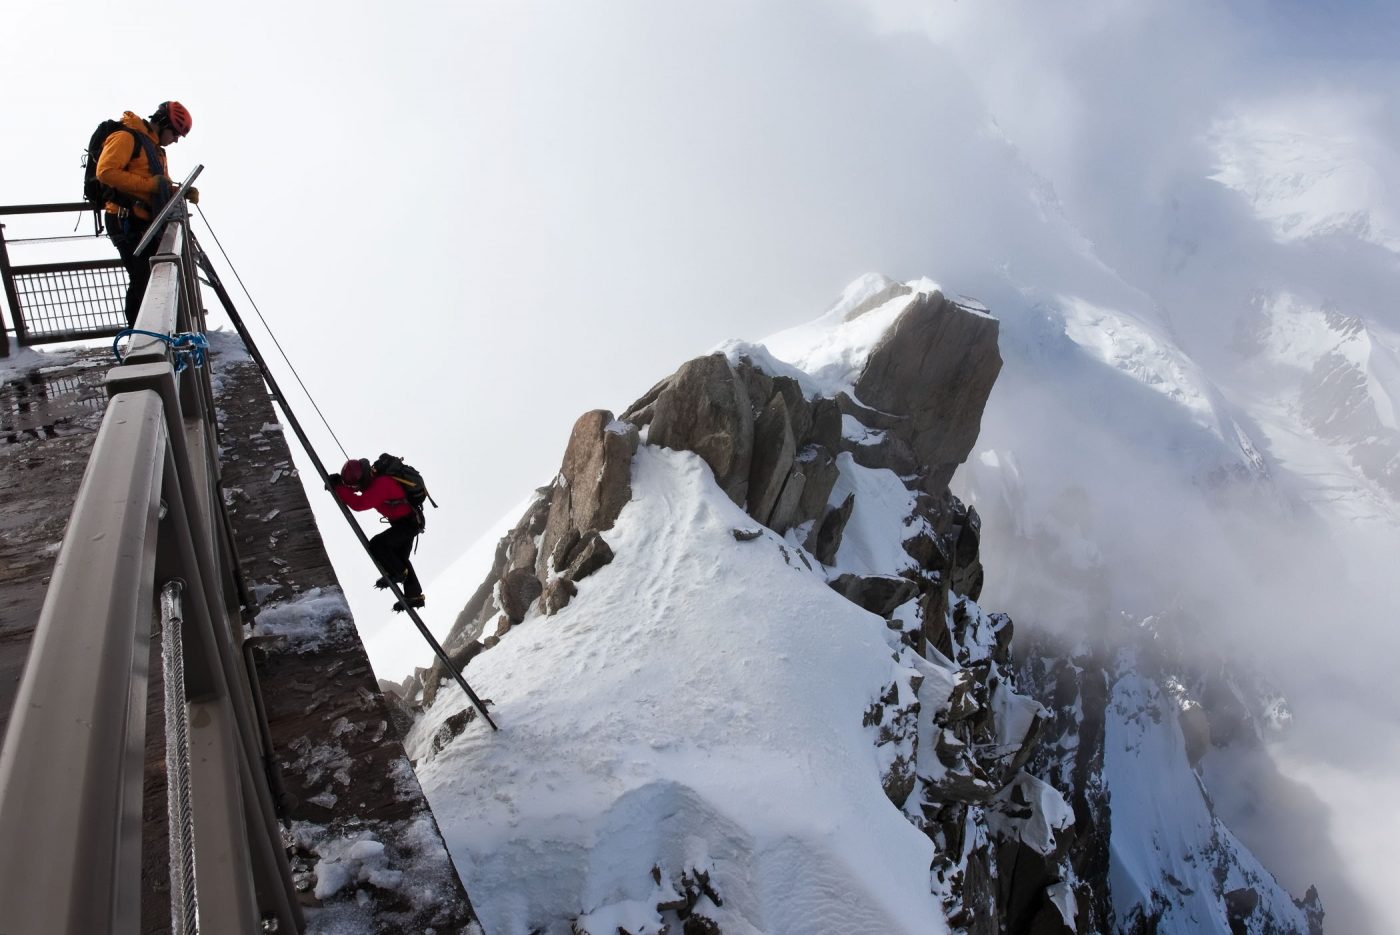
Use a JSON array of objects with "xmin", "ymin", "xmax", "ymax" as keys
[{"xmin": 112, "ymin": 329, "xmax": 210, "ymax": 373}]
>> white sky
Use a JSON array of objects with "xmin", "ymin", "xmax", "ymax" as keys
[{"xmin": 6, "ymin": 2, "xmax": 1400, "ymax": 930}]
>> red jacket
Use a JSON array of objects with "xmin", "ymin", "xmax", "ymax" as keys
[{"xmin": 334, "ymin": 475, "xmax": 415, "ymax": 521}]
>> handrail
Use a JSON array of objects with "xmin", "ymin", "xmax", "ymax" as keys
[
  {"xmin": 0, "ymin": 190, "xmax": 200, "ymax": 355},
  {"xmin": 0, "ymin": 202, "xmax": 93, "ymax": 216},
  {"xmin": 0, "ymin": 389, "xmax": 166, "ymax": 933},
  {"xmin": 0, "ymin": 209, "xmax": 303, "ymax": 934}
]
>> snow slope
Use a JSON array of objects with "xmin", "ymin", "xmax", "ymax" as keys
[
  {"xmin": 408, "ymin": 444, "xmax": 945, "ymax": 935},
  {"xmin": 1104, "ymin": 665, "xmax": 1312, "ymax": 933}
]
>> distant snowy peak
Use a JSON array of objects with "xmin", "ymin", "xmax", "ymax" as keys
[
  {"xmin": 1053, "ymin": 294, "xmax": 1269, "ymax": 482},
  {"xmin": 1239, "ymin": 291, "xmax": 1400, "ymax": 503},
  {"xmin": 1060, "ymin": 296, "xmax": 1218, "ymax": 429},
  {"xmin": 1209, "ymin": 109, "xmax": 1400, "ymax": 254},
  {"xmin": 1246, "ymin": 292, "xmax": 1398, "ymax": 430}
]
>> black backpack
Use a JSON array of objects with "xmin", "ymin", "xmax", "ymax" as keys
[
  {"xmin": 83, "ymin": 120, "xmax": 139, "ymax": 214},
  {"xmin": 83, "ymin": 118, "xmax": 170, "ymax": 233},
  {"xmin": 373, "ymin": 453, "xmax": 437, "ymax": 528}
]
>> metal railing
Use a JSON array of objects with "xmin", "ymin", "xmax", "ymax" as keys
[
  {"xmin": 0, "ymin": 202, "xmax": 131, "ymax": 354},
  {"xmin": 0, "ymin": 209, "xmax": 304, "ymax": 933}
]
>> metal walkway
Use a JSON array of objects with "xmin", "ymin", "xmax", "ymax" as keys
[{"xmin": 0, "ymin": 205, "xmax": 480, "ymax": 933}]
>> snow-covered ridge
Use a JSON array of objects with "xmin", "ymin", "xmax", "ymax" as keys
[
  {"xmin": 1060, "ymin": 295, "xmax": 1217, "ymax": 430},
  {"xmin": 388, "ymin": 278, "xmax": 1083, "ymax": 933},
  {"xmin": 382, "ymin": 275, "xmax": 1321, "ymax": 933}
]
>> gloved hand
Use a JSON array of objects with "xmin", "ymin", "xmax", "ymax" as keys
[
  {"xmin": 325, "ymin": 472, "xmax": 342, "ymax": 490},
  {"xmin": 184, "ymin": 186, "xmax": 200, "ymax": 205}
]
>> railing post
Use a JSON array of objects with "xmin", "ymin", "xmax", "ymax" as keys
[{"xmin": 0, "ymin": 220, "xmax": 21, "ymax": 355}]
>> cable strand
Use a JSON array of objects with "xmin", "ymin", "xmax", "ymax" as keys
[{"xmin": 192, "ymin": 203, "xmax": 350, "ymax": 461}]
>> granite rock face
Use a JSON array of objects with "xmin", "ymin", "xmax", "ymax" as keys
[
  {"xmin": 415, "ymin": 410, "xmax": 637, "ymax": 706},
  {"xmin": 635, "ymin": 353, "xmax": 754, "ymax": 505},
  {"xmin": 853, "ymin": 291, "xmax": 1003, "ymax": 493}
]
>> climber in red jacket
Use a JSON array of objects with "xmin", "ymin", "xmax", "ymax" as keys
[{"xmin": 328, "ymin": 457, "xmax": 424, "ymax": 612}]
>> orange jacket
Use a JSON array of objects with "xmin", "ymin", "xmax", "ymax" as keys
[{"xmin": 94, "ymin": 112, "xmax": 169, "ymax": 220}]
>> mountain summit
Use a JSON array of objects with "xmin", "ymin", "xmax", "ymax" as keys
[{"xmin": 380, "ymin": 278, "xmax": 1318, "ymax": 934}]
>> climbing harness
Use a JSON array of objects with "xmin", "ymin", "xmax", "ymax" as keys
[{"xmin": 112, "ymin": 328, "xmax": 210, "ymax": 373}]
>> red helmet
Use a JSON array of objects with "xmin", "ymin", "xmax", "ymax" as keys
[
  {"xmin": 156, "ymin": 101, "xmax": 193, "ymax": 136},
  {"xmin": 340, "ymin": 458, "xmax": 372, "ymax": 489}
]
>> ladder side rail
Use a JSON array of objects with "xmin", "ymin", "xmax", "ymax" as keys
[{"xmin": 193, "ymin": 247, "xmax": 499, "ymax": 729}]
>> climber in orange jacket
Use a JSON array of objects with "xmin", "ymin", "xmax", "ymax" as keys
[{"xmin": 94, "ymin": 101, "xmax": 195, "ymax": 325}]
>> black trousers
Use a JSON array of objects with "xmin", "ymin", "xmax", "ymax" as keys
[
  {"xmin": 369, "ymin": 516, "xmax": 423, "ymax": 599},
  {"xmin": 107, "ymin": 212, "xmax": 155, "ymax": 327}
]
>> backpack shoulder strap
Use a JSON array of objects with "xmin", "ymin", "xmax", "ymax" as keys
[{"xmin": 128, "ymin": 130, "xmax": 172, "ymax": 208}]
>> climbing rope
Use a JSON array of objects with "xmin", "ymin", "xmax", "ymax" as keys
[
  {"xmin": 112, "ymin": 329, "xmax": 210, "ymax": 373},
  {"xmin": 192, "ymin": 204, "xmax": 350, "ymax": 461}
]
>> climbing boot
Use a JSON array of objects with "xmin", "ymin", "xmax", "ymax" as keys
[
  {"xmin": 374, "ymin": 577, "xmax": 391, "ymax": 589},
  {"xmin": 392, "ymin": 594, "xmax": 426, "ymax": 613}
]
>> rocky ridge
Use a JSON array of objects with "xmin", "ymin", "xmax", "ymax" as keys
[{"xmin": 383, "ymin": 285, "xmax": 1094, "ymax": 931}]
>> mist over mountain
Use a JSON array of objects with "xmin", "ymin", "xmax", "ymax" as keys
[
  {"xmin": 354, "ymin": 225, "xmax": 1396, "ymax": 930},
  {"xmin": 954, "ymin": 103, "xmax": 1400, "ymax": 934},
  {"xmin": 337, "ymin": 6, "xmax": 1400, "ymax": 932}
]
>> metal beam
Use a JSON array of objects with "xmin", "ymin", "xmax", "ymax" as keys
[
  {"xmin": 6, "ymin": 259, "xmax": 127, "ymax": 275},
  {"xmin": 0, "ymin": 202, "xmax": 92, "ymax": 216},
  {"xmin": 0, "ymin": 220, "xmax": 20, "ymax": 354}
]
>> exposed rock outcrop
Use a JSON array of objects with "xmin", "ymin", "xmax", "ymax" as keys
[
  {"xmin": 414, "ymin": 410, "xmax": 637, "ymax": 705},
  {"xmin": 853, "ymin": 291, "xmax": 1003, "ymax": 493},
  {"xmin": 631, "ymin": 353, "xmax": 754, "ymax": 505}
]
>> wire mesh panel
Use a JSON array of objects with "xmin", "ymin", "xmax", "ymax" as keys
[{"xmin": 10, "ymin": 260, "xmax": 129, "ymax": 343}]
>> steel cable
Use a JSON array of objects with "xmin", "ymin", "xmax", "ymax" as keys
[
  {"xmin": 160, "ymin": 580, "xmax": 200, "ymax": 935},
  {"xmin": 192, "ymin": 203, "xmax": 349, "ymax": 461}
]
